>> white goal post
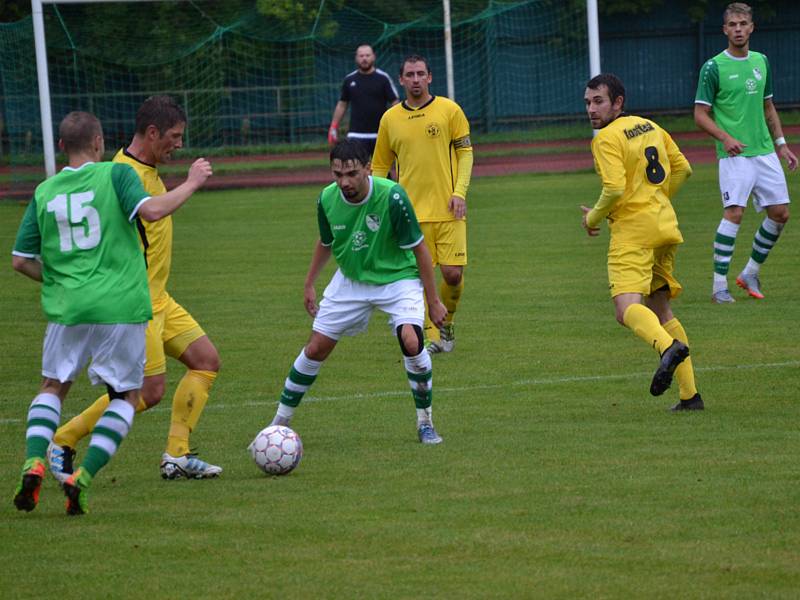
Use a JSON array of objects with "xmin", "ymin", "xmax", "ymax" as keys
[{"xmin": 32, "ymin": 0, "xmax": 166, "ymax": 177}]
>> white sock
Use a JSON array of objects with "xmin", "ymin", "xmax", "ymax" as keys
[{"xmin": 416, "ymin": 406, "xmax": 432, "ymax": 426}]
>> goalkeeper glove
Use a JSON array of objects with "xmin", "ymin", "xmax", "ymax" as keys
[{"xmin": 328, "ymin": 121, "xmax": 339, "ymax": 146}]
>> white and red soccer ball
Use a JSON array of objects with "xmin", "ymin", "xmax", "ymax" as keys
[{"xmin": 249, "ymin": 425, "xmax": 303, "ymax": 475}]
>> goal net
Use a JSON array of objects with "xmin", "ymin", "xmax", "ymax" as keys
[{"xmin": 0, "ymin": 0, "xmax": 588, "ymax": 196}]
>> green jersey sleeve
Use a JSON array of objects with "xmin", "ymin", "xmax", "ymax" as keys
[
  {"xmin": 111, "ymin": 163, "xmax": 150, "ymax": 221},
  {"xmin": 13, "ymin": 199, "xmax": 41, "ymax": 257},
  {"xmin": 317, "ymin": 194, "xmax": 334, "ymax": 246},
  {"xmin": 695, "ymin": 59, "xmax": 719, "ymax": 105},
  {"xmin": 388, "ymin": 184, "xmax": 423, "ymax": 249}
]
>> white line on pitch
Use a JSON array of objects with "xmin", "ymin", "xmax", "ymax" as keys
[{"xmin": 0, "ymin": 360, "xmax": 797, "ymax": 424}]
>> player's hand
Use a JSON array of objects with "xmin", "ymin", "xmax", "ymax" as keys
[
  {"xmin": 327, "ymin": 122, "xmax": 339, "ymax": 147},
  {"xmin": 187, "ymin": 158, "xmax": 213, "ymax": 188},
  {"xmin": 428, "ymin": 298, "xmax": 447, "ymax": 329},
  {"xmin": 580, "ymin": 205, "xmax": 600, "ymax": 237},
  {"xmin": 722, "ymin": 135, "xmax": 746, "ymax": 157},
  {"xmin": 303, "ymin": 283, "xmax": 318, "ymax": 317},
  {"xmin": 448, "ymin": 195, "xmax": 466, "ymax": 219},
  {"xmin": 778, "ymin": 144, "xmax": 798, "ymax": 171}
]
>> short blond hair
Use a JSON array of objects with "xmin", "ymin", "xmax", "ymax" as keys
[
  {"xmin": 59, "ymin": 111, "xmax": 102, "ymax": 154},
  {"xmin": 724, "ymin": 2, "xmax": 752, "ymax": 23}
]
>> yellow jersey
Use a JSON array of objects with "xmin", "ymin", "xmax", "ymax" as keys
[
  {"xmin": 591, "ymin": 115, "xmax": 689, "ymax": 248},
  {"xmin": 372, "ymin": 96, "xmax": 472, "ymax": 222},
  {"xmin": 113, "ymin": 148, "xmax": 172, "ymax": 312}
]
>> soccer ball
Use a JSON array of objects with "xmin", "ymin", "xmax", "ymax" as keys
[{"xmin": 249, "ymin": 425, "xmax": 303, "ymax": 475}]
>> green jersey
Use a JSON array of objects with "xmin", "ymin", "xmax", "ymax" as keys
[
  {"xmin": 317, "ymin": 177, "xmax": 423, "ymax": 285},
  {"xmin": 13, "ymin": 162, "xmax": 152, "ymax": 325},
  {"xmin": 695, "ymin": 50, "xmax": 774, "ymax": 159}
]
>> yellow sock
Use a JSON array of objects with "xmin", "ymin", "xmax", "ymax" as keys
[
  {"xmin": 439, "ymin": 278, "xmax": 464, "ymax": 324},
  {"xmin": 54, "ymin": 395, "xmax": 110, "ymax": 447},
  {"xmin": 424, "ymin": 317, "xmax": 439, "ymax": 343},
  {"xmin": 54, "ymin": 394, "xmax": 148, "ymax": 448},
  {"xmin": 622, "ymin": 303, "xmax": 674, "ymax": 355},
  {"xmin": 166, "ymin": 370, "xmax": 217, "ymax": 457},
  {"xmin": 663, "ymin": 318, "xmax": 697, "ymax": 399}
]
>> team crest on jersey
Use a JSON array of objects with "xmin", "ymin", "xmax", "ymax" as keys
[
  {"xmin": 350, "ymin": 81, "xmax": 357, "ymax": 87},
  {"xmin": 366, "ymin": 213, "xmax": 381, "ymax": 232},
  {"xmin": 426, "ymin": 123, "xmax": 440, "ymax": 138},
  {"xmin": 352, "ymin": 230, "xmax": 368, "ymax": 252},
  {"xmin": 745, "ymin": 78, "xmax": 757, "ymax": 93},
  {"xmin": 753, "ymin": 67, "xmax": 762, "ymax": 81}
]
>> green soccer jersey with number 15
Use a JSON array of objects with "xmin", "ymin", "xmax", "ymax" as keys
[
  {"xmin": 317, "ymin": 176, "xmax": 423, "ymax": 285},
  {"xmin": 695, "ymin": 50, "xmax": 774, "ymax": 159},
  {"xmin": 13, "ymin": 162, "xmax": 152, "ymax": 326}
]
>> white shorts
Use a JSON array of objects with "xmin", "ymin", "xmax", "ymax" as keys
[
  {"xmin": 719, "ymin": 153, "xmax": 790, "ymax": 212},
  {"xmin": 312, "ymin": 270, "xmax": 425, "ymax": 340},
  {"xmin": 41, "ymin": 322, "xmax": 147, "ymax": 392}
]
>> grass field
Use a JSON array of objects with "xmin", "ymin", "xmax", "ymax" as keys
[{"xmin": 1, "ymin": 165, "xmax": 799, "ymax": 598}]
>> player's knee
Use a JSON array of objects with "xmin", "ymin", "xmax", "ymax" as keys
[
  {"xmin": 196, "ymin": 349, "xmax": 221, "ymax": 372},
  {"xmin": 304, "ymin": 342, "xmax": 326, "ymax": 362},
  {"xmin": 723, "ymin": 207, "xmax": 743, "ymax": 224},
  {"xmin": 441, "ymin": 268, "xmax": 462, "ymax": 286},
  {"xmin": 769, "ymin": 206, "xmax": 790, "ymax": 224},
  {"xmin": 396, "ymin": 324, "xmax": 424, "ymax": 356}
]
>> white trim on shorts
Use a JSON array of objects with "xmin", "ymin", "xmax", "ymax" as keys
[
  {"xmin": 41, "ymin": 322, "xmax": 147, "ymax": 392},
  {"xmin": 719, "ymin": 153, "xmax": 791, "ymax": 212},
  {"xmin": 312, "ymin": 269, "xmax": 425, "ymax": 340}
]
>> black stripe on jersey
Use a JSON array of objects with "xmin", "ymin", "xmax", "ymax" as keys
[
  {"xmin": 123, "ymin": 147, "xmax": 156, "ymax": 168},
  {"xmin": 136, "ymin": 217, "xmax": 150, "ymax": 269},
  {"xmin": 449, "ymin": 141, "xmax": 455, "ymax": 192},
  {"xmin": 401, "ymin": 95, "xmax": 436, "ymax": 112}
]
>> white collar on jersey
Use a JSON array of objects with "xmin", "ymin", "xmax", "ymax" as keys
[
  {"xmin": 339, "ymin": 175, "xmax": 374, "ymax": 206},
  {"xmin": 62, "ymin": 161, "xmax": 96, "ymax": 172},
  {"xmin": 723, "ymin": 49, "xmax": 751, "ymax": 61}
]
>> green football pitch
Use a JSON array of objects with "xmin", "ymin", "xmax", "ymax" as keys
[{"xmin": 1, "ymin": 165, "xmax": 798, "ymax": 598}]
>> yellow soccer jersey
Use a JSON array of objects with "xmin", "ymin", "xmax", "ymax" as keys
[
  {"xmin": 591, "ymin": 116, "xmax": 689, "ymax": 248},
  {"xmin": 372, "ymin": 96, "xmax": 472, "ymax": 222},
  {"xmin": 113, "ymin": 148, "xmax": 172, "ymax": 312}
]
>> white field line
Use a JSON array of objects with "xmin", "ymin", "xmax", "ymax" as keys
[{"xmin": 1, "ymin": 359, "xmax": 796, "ymax": 425}]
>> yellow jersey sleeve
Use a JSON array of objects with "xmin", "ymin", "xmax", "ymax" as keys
[
  {"xmin": 371, "ymin": 114, "xmax": 394, "ymax": 178},
  {"xmin": 663, "ymin": 129, "xmax": 692, "ymax": 199},
  {"xmin": 591, "ymin": 132, "xmax": 627, "ymax": 193},
  {"xmin": 113, "ymin": 148, "xmax": 173, "ymax": 312}
]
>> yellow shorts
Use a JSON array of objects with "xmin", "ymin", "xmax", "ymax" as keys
[
  {"xmin": 607, "ymin": 244, "xmax": 682, "ymax": 299},
  {"xmin": 419, "ymin": 220, "xmax": 467, "ymax": 266},
  {"xmin": 144, "ymin": 294, "xmax": 205, "ymax": 376}
]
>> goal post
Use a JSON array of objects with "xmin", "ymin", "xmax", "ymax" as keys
[{"xmin": 32, "ymin": 0, "xmax": 174, "ymax": 177}]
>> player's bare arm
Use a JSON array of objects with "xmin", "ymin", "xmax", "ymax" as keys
[
  {"xmin": 763, "ymin": 98, "xmax": 798, "ymax": 170},
  {"xmin": 303, "ymin": 240, "xmax": 332, "ymax": 317},
  {"xmin": 694, "ymin": 104, "xmax": 746, "ymax": 156},
  {"xmin": 11, "ymin": 255, "xmax": 43, "ymax": 282},
  {"xmin": 412, "ymin": 242, "xmax": 446, "ymax": 328},
  {"xmin": 138, "ymin": 158, "xmax": 213, "ymax": 221}
]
